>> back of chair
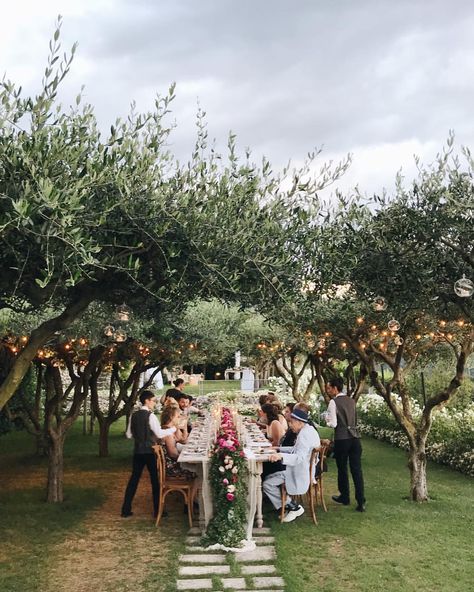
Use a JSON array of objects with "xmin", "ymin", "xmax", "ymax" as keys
[
  {"xmin": 316, "ymin": 444, "xmax": 328, "ymax": 479},
  {"xmin": 153, "ymin": 444, "xmax": 166, "ymax": 484},
  {"xmin": 309, "ymin": 446, "xmax": 321, "ymax": 483}
]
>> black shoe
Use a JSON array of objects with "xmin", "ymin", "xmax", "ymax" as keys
[
  {"xmin": 356, "ymin": 504, "xmax": 366, "ymax": 512},
  {"xmin": 285, "ymin": 501, "xmax": 300, "ymax": 512},
  {"xmin": 332, "ymin": 495, "xmax": 350, "ymax": 506},
  {"xmin": 121, "ymin": 511, "xmax": 133, "ymax": 518}
]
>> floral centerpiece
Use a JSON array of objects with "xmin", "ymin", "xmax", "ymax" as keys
[{"xmin": 202, "ymin": 407, "xmax": 248, "ymax": 549}]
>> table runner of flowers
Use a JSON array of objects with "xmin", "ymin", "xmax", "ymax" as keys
[{"xmin": 202, "ymin": 407, "xmax": 248, "ymax": 548}]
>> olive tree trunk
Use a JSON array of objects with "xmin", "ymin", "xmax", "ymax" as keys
[
  {"xmin": 408, "ymin": 438, "xmax": 429, "ymax": 501},
  {"xmin": 46, "ymin": 433, "xmax": 66, "ymax": 503}
]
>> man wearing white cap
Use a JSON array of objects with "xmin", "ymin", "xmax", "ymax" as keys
[{"xmin": 263, "ymin": 407, "xmax": 320, "ymax": 522}]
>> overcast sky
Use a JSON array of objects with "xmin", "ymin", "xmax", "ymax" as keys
[{"xmin": 2, "ymin": 0, "xmax": 474, "ymax": 196}]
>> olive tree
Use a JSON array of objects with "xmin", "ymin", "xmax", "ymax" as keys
[{"xmin": 0, "ymin": 20, "xmax": 350, "ymax": 414}]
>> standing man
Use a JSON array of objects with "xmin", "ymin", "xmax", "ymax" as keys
[
  {"xmin": 121, "ymin": 390, "xmax": 176, "ymax": 518},
  {"xmin": 325, "ymin": 377, "xmax": 366, "ymax": 512}
]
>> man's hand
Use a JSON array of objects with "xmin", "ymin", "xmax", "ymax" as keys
[{"xmin": 268, "ymin": 453, "xmax": 282, "ymax": 462}]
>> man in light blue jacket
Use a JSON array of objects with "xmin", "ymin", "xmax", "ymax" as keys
[{"xmin": 263, "ymin": 407, "xmax": 320, "ymax": 522}]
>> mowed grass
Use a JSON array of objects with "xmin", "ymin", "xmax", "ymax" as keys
[
  {"xmin": 170, "ymin": 379, "xmax": 241, "ymax": 396},
  {"xmin": 0, "ymin": 419, "xmax": 186, "ymax": 592},
  {"xmin": 271, "ymin": 433, "xmax": 474, "ymax": 592},
  {"xmin": 1, "ymin": 415, "xmax": 473, "ymax": 592}
]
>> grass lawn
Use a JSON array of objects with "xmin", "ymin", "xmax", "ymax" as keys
[
  {"xmin": 271, "ymin": 429, "xmax": 474, "ymax": 592},
  {"xmin": 1, "ymin": 419, "xmax": 473, "ymax": 592},
  {"xmin": 0, "ymin": 420, "xmax": 187, "ymax": 592},
  {"xmin": 157, "ymin": 379, "xmax": 241, "ymax": 397}
]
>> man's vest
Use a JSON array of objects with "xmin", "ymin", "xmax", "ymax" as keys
[
  {"xmin": 130, "ymin": 409, "xmax": 158, "ymax": 454},
  {"xmin": 334, "ymin": 395, "xmax": 360, "ymax": 440}
]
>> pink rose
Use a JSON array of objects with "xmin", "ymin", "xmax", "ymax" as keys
[
  {"xmin": 222, "ymin": 478, "xmax": 229, "ymax": 485},
  {"xmin": 226, "ymin": 493, "xmax": 235, "ymax": 502}
]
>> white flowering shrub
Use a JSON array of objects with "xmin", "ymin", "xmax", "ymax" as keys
[
  {"xmin": 358, "ymin": 394, "xmax": 474, "ymax": 477},
  {"xmin": 266, "ymin": 376, "xmax": 288, "ymax": 399}
]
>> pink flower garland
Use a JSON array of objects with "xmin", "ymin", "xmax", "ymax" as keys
[{"xmin": 214, "ymin": 408, "xmax": 244, "ymax": 503}]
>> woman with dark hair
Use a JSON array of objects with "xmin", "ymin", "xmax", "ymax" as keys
[
  {"xmin": 160, "ymin": 406, "xmax": 194, "ymax": 480},
  {"xmin": 261, "ymin": 403, "xmax": 285, "ymax": 446},
  {"xmin": 261, "ymin": 402, "xmax": 296, "ymax": 479},
  {"xmin": 164, "ymin": 377, "xmax": 185, "ymax": 402}
]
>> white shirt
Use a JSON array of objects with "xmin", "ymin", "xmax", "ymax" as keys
[
  {"xmin": 325, "ymin": 393, "xmax": 346, "ymax": 428},
  {"xmin": 126, "ymin": 406, "xmax": 176, "ymax": 439}
]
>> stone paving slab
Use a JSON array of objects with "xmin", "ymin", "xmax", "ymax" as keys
[
  {"xmin": 179, "ymin": 565, "xmax": 231, "ymax": 576},
  {"xmin": 188, "ymin": 527, "xmax": 202, "ymax": 535},
  {"xmin": 186, "ymin": 536, "xmax": 201, "ymax": 544},
  {"xmin": 179, "ymin": 554, "xmax": 226, "ymax": 564},
  {"xmin": 255, "ymin": 536, "xmax": 275, "ymax": 544},
  {"xmin": 221, "ymin": 577, "xmax": 247, "ymax": 589},
  {"xmin": 235, "ymin": 547, "xmax": 276, "ymax": 562},
  {"xmin": 252, "ymin": 527, "xmax": 271, "ymax": 535},
  {"xmin": 253, "ymin": 576, "xmax": 286, "ymax": 588},
  {"xmin": 241, "ymin": 564, "xmax": 277, "ymax": 575},
  {"xmin": 176, "ymin": 578, "xmax": 213, "ymax": 590}
]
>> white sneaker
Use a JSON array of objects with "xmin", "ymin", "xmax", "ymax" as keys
[{"xmin": 282, "ymin": 505, "xmax": 305, "ymax": 523}]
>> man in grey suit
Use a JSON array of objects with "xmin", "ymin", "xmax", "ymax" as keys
[{"xmin": 263, "ymin": 407, "xmax": 320, "ymax": 522}]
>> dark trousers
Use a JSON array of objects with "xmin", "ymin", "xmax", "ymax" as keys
[
  {"xmin": 334, "ymin": 438, "xmax": 365, "ymax": 506},
  {"xmin": 121, "ymin": 453, "xmax": 159, "ymax": 516}
]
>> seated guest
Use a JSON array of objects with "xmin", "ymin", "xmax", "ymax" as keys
[
  {"xmin": 261, "ymin": 403, "xmax": 285, "ymax": 446},
  {"xmin": 281, "ymin": 402, "xmax": 297, "ymax": 447},
  {"xmin": 262, "ymin": 402, "xmax": 296, "ymax": 479},
  {"xmin": 163, "ymin": 398, "xmax": 187, "ymax": 443},
  {"xmin": 263, "ymin": 407, "xmax": 321, "ymax": 522},
  {"xmin": 256, "ymin": 393, "xmax": 288, "ymax": 431},
  {"xmin": 159, "ymin": 406, "xmax": 194, "ymax": 480},
  {"xmin": 275, "ymin": 401, "xmax": 288, "ymax": 432},
  {"xmin": 295, "ymin": 401, "xmax": 325, "ymax": 475},
  {"xmin": 256, "ymin": 393, "xmax": 270, "ymax": 428},
  {"xmin": 163, "ymin": 378, "xmax": 186, "ymax": 403},
  {"xmin": 176, "ymin": 393, "xmax": 193, "ymax": 434}
]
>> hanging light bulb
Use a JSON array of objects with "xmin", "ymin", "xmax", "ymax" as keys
[
  {"xmin": 388, "ymin": 319, "xmax": 401, "ymax": 332},
  {"xmin": 454, "ymin": 275, "xmax": 474, "ymax": 298},
  {"xmin": 114, "ymin": 329, "xmax": 127, "ymax": 343},
  {"xmin": 115, "ymin": 303, "xmax": 131, "ymax": 322},
  {"xmin": 373, "ymin": 296, "xmax": 387, "ymax": 312},
  {"xmin": 104, "ymin": 325, "xmax": 115, "ymax": 337}
]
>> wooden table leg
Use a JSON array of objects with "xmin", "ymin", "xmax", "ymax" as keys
[
  {"xmin": 246, "ymin": 459, "xmax": 258, "ymax": 539},
  {"xmin": 256, "ymin": 460, "xmax": 264, "ymax": 528}
]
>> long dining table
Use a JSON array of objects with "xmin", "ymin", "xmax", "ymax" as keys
[{"xmin": 177, "ymin": 414, "xmax": 274, "ymax": 539}]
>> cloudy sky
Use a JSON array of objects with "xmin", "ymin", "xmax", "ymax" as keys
[{"xmin": 2, "ymin": 0, "xmax": 474, "ymax": 196}]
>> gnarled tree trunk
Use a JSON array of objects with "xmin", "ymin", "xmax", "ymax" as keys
[
  {"xmin": 408, "ymin": 437, "xmax": 428, "ymax": 501},
  {"xmin": 47, "ymin": 433, "xmax": 65, "ymax": 502},
  {"xmin": 98, "ymin": 420, "xmax": 111, "ymax": 457}
]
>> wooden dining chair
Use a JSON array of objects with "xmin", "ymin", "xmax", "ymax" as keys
[
  {"xmin": 279, "ymin": 446, "xmax": 324, "ymax": 525},
  {"xmin": 313, "ymin": 444, "xmax": 328, "ymax": 513},
  {"xmin": 153, "ymin": 445, "xmax": 196, "ymax": 528}
]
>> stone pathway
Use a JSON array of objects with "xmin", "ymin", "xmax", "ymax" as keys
[{"xmin": 176, "ymin": 527, "xmax": 285, "ymax": 591}]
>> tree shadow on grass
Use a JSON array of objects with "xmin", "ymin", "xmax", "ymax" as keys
[{"xmin": 0, "ymin": 486, "xmax": 104, "ymax": 592}]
